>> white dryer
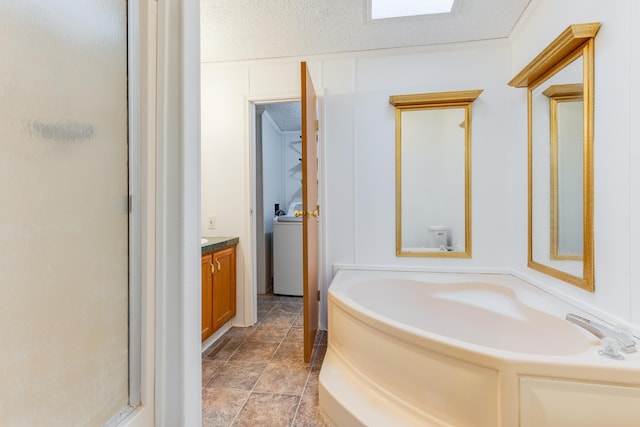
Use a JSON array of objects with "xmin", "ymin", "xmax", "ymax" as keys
[{"xmin": 273, "ymin": 201, "xmax": 303, "ymax": 296}]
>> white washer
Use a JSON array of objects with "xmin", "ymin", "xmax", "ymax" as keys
[{"xmin": 273, "ymin": 202, "xmax": 303, "ymax": 296}]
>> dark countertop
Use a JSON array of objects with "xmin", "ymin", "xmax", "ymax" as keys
[{"xmin": 201, "ymin": 236, "xmax": 239, "ymax": 255}]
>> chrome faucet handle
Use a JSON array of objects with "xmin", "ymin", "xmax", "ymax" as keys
[{"xmin": 566, "ymin": 313, "xmax": 636, "ymax": 354}]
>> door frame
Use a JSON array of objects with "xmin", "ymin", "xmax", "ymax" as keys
[
  {"xmin": 122, "ymin": 0, "xmax": 202, "ymax": 425},
  {"xmin": 244, "ymin": 93, "xmax": 327, "ymax": 331},
  {"xmin": 246, "ymin": 96, "xmax": 302, "ymax": 325},
  {"xmin": 125, "ymin": 0, "xmax": 201, "ymax": 425}
]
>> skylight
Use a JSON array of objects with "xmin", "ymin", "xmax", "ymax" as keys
[{"xmin": 371, "ymin": 0, "xmax": 455, "ymax": 20}]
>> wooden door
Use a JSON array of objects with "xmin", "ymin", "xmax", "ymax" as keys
[{"xmin": 301, "ymin": 62, "xmax": 319, "ymax": 363}]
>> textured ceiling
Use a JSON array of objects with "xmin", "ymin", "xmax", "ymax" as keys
[
  {"xmin": 201, "ymin": 0, "xmax": 531, "ymax": 63},
  {"xmin": 263, "ymin": 102, "xmax": 301, "ymax": 132}
]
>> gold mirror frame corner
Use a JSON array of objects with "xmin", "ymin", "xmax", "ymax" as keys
[
  {"xmin": 391, "ymin": 90, "xmax": 482, "ymax": 259},
  {"xmin": 512, "ymin": 23, "xmax": 599, "ymax": 292}
]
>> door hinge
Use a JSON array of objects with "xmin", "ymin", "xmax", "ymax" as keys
[
  {"xmin": 317, "ymin": 290, "xmax": 321, "ymax": 301},
  {"xmin": 315, "ymin": 119, "xmax": 319, "ymax": 131}
]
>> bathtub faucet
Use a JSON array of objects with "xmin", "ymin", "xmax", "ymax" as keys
[{"xmin": 566, "ymin": 313, "xmax": 636, "ymax": 354}]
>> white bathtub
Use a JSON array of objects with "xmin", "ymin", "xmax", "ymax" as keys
[{"xmin": 319, "ymin": 269, "xmax": 640, "ymax": 427}]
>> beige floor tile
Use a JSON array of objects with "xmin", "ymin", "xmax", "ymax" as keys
[
  {"xmin": 247, "ymin": 325, "xmax": 291, "ymax": 343},
  {"xmin": 271, "ymin": 341, "xmax": 307, "ymax": 366},
  {"xmin": 257, "ymin": 299, "xmax": 278, "ymax": 311},
  {"xmin": 204, "ymin": 337, "xmax": 231, "ymax": 357},
  {"xmin": 303, "ymin": 367, "xmax": 321, "ymax": 397},
  {"xmin": 279, "ymin": 295, "xmax": 304, "ymax": 304},
  {"xmin": 202, "ymin": 387, "xmax": 250, "ymax": 427},
  {"xmin": 202, "ymin": 358, "xmax": 224, "ymax": 386},
  {"xmin": 202, "ymin": 293, "xmax": 330, "ymax": 426},
  {"xmin": 257, "ymin": 293, "xmax": 281, "ymax": 302},
  {"xmin": 272, "ymin": 301, "xmax": 303, "ymax": 314},
  {"xmin": 231, "ymin": 392, "xmax": 299, "ymax": 427},
  {"xmin": 253, "ymin": 363, "xmax": 310, "ymax": 395},
  {"xmin": 260, "ymin": 311, "xmax": 297, "ymax": 329},
  {"xmin": 223, "ymin": 325, "xmax": 256, "ymax": 339},
  {"xmin": 283, "ymin": 326, "xmax": 304, "ymax": 342},
  {"xmin": 205, "ymin": 361, "xmax": 266, "ymax": 391},
  {"xmin": 206, "ymin": 337, "xmax": 244, "ymax": 362},
  {"xmin": 292, "ymin": 394, "xmax": 331, "ymax": 427},
  {"xmin": 228, "ymin": 341, "xmax": 279, "ymax": 363}
]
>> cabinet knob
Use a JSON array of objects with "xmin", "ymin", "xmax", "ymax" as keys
[
  {"xmin": 216, "ymin": 259, "xmax": 221, "ymax": 272},
  {"xmin": 210, "ymin": 262, "xmax": 215, "ymax": 274}
]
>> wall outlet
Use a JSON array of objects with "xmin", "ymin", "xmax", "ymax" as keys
[{"xmin": 207, "ymin": 216, "xmax": 216, "ymax": 229}]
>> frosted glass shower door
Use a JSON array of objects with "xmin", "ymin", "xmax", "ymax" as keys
[{"xmin": 0, "ymin": 1, "xmax": 130, "ymax": 425}]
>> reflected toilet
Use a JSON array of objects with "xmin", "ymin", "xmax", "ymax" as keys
[{"xmin": 428, "ymin": 225, "xmax": 451, "ymax": 249}]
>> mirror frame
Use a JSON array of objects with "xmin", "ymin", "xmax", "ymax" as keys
[
  {"xmin": 389, "ymin": 90, "xmax": 483, "ymax": 258},
  {"xmin": 509, "ymin": 23, "xmax": 600, "ymax": 291}
]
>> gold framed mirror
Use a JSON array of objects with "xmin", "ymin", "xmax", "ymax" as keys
[
  {"xmin": 509, "ymin": 23, "xmax": 600, "ymax": 290},
  {"xmin": 389, "ymin": 90, "xmax": 482, "ymax": 258}
]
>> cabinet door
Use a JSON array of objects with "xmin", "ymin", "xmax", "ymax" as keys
[
  {"xmin": 201, "ymin": 253, "xmax": 214, "ymax": 341},
  {"xmin": 212, "ymin": 246, "xmax": 236, "ymax": 331}
]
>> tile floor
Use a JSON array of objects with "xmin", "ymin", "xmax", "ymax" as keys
[{"xmin": 202, "ymin": 293, "xmax": 329, "ymax": 427}]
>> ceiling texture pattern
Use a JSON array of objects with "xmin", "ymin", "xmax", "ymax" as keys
[
  {"xmin": 201, "ymin": 0, "xmax": 532, "ymax": 63},
  {"xmin": 263, "ymin": 102, "xmax": 301, "ymax": 132}
]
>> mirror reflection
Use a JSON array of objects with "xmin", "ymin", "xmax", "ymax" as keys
[
  {"xmin": 545, "ymin": 83, "xmax": 584, "ymax": 260},
  {"xmin": 509, "ymin": 22, "xmax": 599, "ymax": 291},
  {"xmin": 389, "ymin": 90, "xmax": 482, "ymax": 258},
  {"xmin": 401, "ymin": 108, "xmax": 465, "ymax": 252},
  {"xmin": 531, "ymin": 56, "xmax": 584, "ymax": 276}
]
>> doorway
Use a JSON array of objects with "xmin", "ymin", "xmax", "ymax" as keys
[{"xmin": 253, "ymin": 101, "xmax": 302, "ymax": 297}]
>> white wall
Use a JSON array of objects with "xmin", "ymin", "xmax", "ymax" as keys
[
  {"xmin": 629, "ymin": 0, "xmax": 640, "ymax": 331},
  {"xmin": 202, "ymin": 40, "xmax": 513, "ymax": 328},
  {"xmin": 258, "ymin": 111, "xmax": 283, "ymax": 293},
  {"xmin": 509, "ymin": 0, "xmax": 639, "ymax": 331},
  {"xmin": 201, "ymin": 1, "xmax": 640, "ymax": 334},
  {"xmin": 200, "ymin": 63, "xmax": 250, "ymax": 324},
  {"xmin": 283, "ymin": 131, "xmax": 303, "ymax": 208},
  {"xmin": 262, "ymin": 111, "xmax": 285, "ymax": 226}
]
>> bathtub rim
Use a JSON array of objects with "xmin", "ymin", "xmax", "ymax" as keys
[
  {"xmin": 327, "ymin": 268, "xmax": 640, "ymax": 381},
  {"xmin": 331, "ymin": 263, "xmax": 640, "ymax": 339}
]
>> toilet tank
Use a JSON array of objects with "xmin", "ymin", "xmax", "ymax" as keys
[{"xmin": 428, "ymin": 225, "xmax": 451, "ymax": 248}]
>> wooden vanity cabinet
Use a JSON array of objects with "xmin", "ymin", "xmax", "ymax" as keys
[
  {"xmin": 211, "ymin": 246, "xmax": 236, "ymax": 331},
  {"xmin": 201, "ymin": 253, "xmax": 214, "ymax": 341},
  {"xmin": 202, "ymin": 244, "xmax": 237, "ymax": 342}
]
